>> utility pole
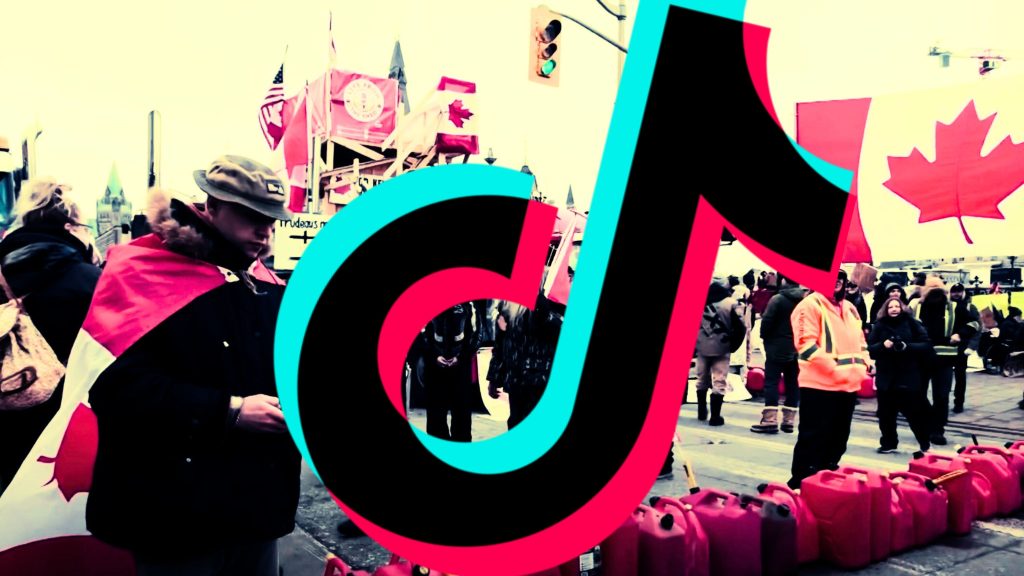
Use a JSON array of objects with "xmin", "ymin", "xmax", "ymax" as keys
[{"xmin": 617, "ymin": 1, "xmax": 627, "ymax": 84}]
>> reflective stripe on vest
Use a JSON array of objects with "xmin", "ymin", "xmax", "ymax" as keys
[{"xmin": 797, "ymin": 298, "xmax": 862, "ymax": 368}]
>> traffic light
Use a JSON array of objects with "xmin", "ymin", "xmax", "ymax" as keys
[{"xmin": 529, "ymin": 6, "xmax": 562, "ymax": 86}]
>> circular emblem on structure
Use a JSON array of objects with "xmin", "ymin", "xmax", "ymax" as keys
[{"xmin": 343, "ymin": 78, "xmax": 385, "ymax": 123}]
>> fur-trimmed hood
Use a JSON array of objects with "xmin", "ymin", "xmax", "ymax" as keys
[
  {"xmin": 145, "ymin": 188, "xmax": 265, "ymax": 272},
  {"xmin": 146, "ymin": 188, "xmax": 216, "ymax": 261}
]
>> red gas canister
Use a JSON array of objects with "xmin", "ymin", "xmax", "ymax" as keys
[
  {"xmin": 800, "ymin": 470, "xmax": 873, "ymax": 569},
  {"xmin": 638, "ymin": 499, "xmax": 708, "ymax": 576},
  {"xmin": 737, "ymin": 493, "xmax": 799, "ymax": 576},
  {"xmin": 681, "ymin": 489, "xmax": 762, "ymax": 575},
  {"xmin": 836, "ymin": 466, "xmax": 892, "ymax": 562},
  {"xmin": 967, "ymin": 468, "xmax": 999, "ymax": 520},
  {"xmin": 959, "ymin": 445, "xmax": 1022, "ymax": 514},
  {"xmin": 888, "ymin": 485, "xmax": 916, "ymax": 554},
  {"xmin": 758, "ymin": 482, "xmax": 819, "ymax": 564},
  {"xmin": 909, "ymin": 453, "xmax": 975, "ymax": 535},
  {"xmin": 746, "ymin": 367, "xmax": 766, "ymax": 393},
  {"xmin": 1004, "ymin": 440, "xmax": 1024, "ymax": 496},
  {"xmin": 857, "ymin": 376, "xmax": 876, "ymax": 399},
  {"xmin": 890, "ymin": 471, "xmax": 949, "ymax": 546},
  {"xmin": 651, "ymin": 497, "xmax": 710, "ymax": 576},
  {"xmin": 598, "ymin": 508, "xmax": 642, "ymax": 576}
]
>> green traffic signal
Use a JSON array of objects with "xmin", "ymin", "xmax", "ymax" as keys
[{"xmin": 529, "ymin": 6, "xmax": 562, "ymax": 86}]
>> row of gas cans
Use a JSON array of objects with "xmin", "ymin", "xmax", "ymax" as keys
[
  {"xmin": 542, "ymin": 438, "xmax": 1024, "ymax": 575},
  {"xmin": 322, "ymin": 440, "xmax": 1024, "ymax": 576}
]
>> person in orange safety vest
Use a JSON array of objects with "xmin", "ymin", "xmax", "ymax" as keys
[{"xmin": 787, "ymin": 269, "xmax": 870, "ymax": 489}]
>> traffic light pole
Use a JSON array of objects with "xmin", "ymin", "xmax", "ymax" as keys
[{"xmin": 553, "ymin": 10, "xmax": 628, "ymax": 55}]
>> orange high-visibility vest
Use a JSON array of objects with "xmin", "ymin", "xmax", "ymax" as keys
[{"xmin": 792, "ymin": 292, "xmax": 869, "ymax": 393}]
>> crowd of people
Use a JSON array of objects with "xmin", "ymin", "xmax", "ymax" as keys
[
  {"xmin": 697, "ymin": 266, "xmax": 1023, "ymax": 489},
  {"xmin": 1, "ymin": 153, "xmax": 1020, "ymax": 574}
]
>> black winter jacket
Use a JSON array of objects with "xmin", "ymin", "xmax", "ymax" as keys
[
  {"xmin": 867, "ymin": 314, "xmax": 932, "ymax": 392},
  {"xmin": 0, "ymin": 226, "xmax": 100, "ymax": 490},
  {"xmin": 759, "ymin": 286, "xmax": 805, "ymax": 362},
  {"xmin": 86, "ymin": 198, "xmax": 299, "ymax": 559}
]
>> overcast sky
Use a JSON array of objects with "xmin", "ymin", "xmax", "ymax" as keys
[{"xmin": 2, "ymin": 1, "xmax": 1021, "ymax": 269}]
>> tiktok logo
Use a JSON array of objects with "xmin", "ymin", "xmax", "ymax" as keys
[{"xmin": 275, "ymin": 2, "xmax": 855, "ymax": 574}]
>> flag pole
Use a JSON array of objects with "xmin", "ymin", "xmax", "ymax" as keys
[
  {"xmin": 320, "ymin": 11, "xmax": 336, "ymax": 214},
  {"xmin": 305, "ymin": 81, "xmax": 314, "ymax": 214}
]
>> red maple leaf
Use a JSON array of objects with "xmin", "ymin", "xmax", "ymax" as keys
[
  {"xmin": 884, "ymin": 100, "xmax": 1024, "ymax": 243},
  {"xmin": 37, "ymin": 403, "xmax": 98, "ymax": 502},
  {"xmin": 447, "ymin": 99, "xmax": 473, "ymax": 128}
]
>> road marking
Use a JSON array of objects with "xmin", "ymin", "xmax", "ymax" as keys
[
  {"xmin": 976, "ymin": 519, "xmax": 1024, "ymax": 539},
  {"xmin": 677, "ymin": 425, "xmax": 924, "ymax": 473}
]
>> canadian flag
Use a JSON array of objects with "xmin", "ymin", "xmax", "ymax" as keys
[
  {"xmin": 393, "ymin": 77, "xmax": 480, "ymax": 156},
  {"xmin": 798, "ymin": 73, "xmax": 1024, "ymax": 263},
  {"xmin": 434, "ymin": 77, "xmax": 479, "ymax": 155},
  {"xmin": 0, "ymin": 233, "xmax": 282, "ymax": 575}
]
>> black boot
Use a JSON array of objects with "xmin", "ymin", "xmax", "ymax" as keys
[
  {"xmin": 697, "ymin": 390, "xmax": 708, "ymax": 421},
  {"xmin": 709, "ymin": 394, "xmax": 725, "ymax": 426}
]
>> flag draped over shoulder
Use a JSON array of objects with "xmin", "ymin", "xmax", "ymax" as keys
[{"xmin": 0, "ymin": 234, "xmax": 280, "ymax": 575}]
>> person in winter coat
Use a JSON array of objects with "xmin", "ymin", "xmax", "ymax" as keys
[
  {"xmin": 487, "ymin": 292, "xmax": 564, "ymax": 430},
  {"xmin": 0, "ymin": 179, "xmax": 101, "ymax": 493},
  {"xmin": 787, "ymin": 270, "xmax": 869, "ymax": 489},
  {"xmin": 845, "ymin": 281, "xmax": 869, "ymax": 333},
  {"xmin": 912, "ymin": 278, "xmax": 978, "ymax": 445},
  {"xmin": 695, "ymin": 281, "xmax": 741, "ymax": 426},
  {"xmin": 868, "ymin": 296, "xmax": 934, "ymax": 454},
  {"xmin": 868, "ymin": 282, "xmax": 909, "ymax": 330},
  {"xmin": 948, "ymin": 284, "xmax": 980, "ymax": 413},
  {"xmin": 751, "ymin": 274, "xmax": 805, "ymax": 434},
  {"xmin": 87, "ymin": 156, "xmax": 298, "ymax": 576},
  {"xmin": 421, "ymin": 302, "xmax": 479, "ymax": 441},
  {"xmin": 1000, "ymin": 307, "xmax": 1023, "ymax": 350}
]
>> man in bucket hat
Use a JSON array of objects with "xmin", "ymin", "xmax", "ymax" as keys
[{"xmin": 86, "ymin": 155, "xmax": 299, "ymax": 575}]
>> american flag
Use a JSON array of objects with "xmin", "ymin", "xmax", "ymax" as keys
[{"xmin": 259, "ymin": 63, "xmax": 286, "ymax": 150}]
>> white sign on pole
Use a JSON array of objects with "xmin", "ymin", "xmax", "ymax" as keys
[{"xmin": 273, "ymin": 213, "xmax": 331, "ymax": 271}]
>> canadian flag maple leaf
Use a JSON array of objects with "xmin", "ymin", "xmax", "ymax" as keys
[
  {"xmin": 37, "ymin": 403, "xmax": 98, "ymax": 502},
  {"xmin": 447, "ymin": 99, "xmax": 473, "ymax": 128},
  {"xmin": 883, "ymin": 100, "xmax": 1024, "ymax": 243}
]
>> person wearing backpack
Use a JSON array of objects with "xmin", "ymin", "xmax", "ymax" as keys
[
  {"xmin": 695, "ymin": 281, "xmax": 742, "ymax": 426},
  {"xmin": 0, "ymin": 179, "xmax": 101, "ymax": 493}
]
